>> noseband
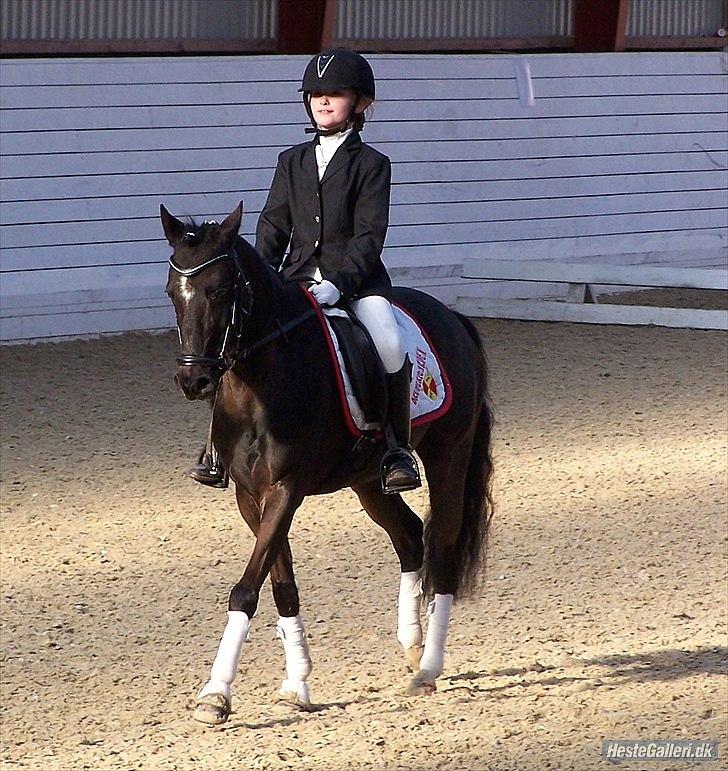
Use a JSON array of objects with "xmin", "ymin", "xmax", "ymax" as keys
[{"xmin": 169, "ymin": 243, "xmax": 252, "ymax": 371}]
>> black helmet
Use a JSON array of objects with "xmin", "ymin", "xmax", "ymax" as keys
[{"xmin": 300, "ymin": 49, "xmax": 375, "ymax": 100}]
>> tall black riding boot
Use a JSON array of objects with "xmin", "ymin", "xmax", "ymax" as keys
[
  {"xmin": 381, "ymin": 359, "xmax": 421, "ymax": 494},
  {"xmin": 189, "ymin": 444, "xmax": 229, "ymax": 488},
  {"xmin": 188, "ymin": 418, "xmax": 229, "ymax": 489}
]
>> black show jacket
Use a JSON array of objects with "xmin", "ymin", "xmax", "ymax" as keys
[{"xmin": 255, "ymin": 131, "xmax": 393, "ymax": 301}]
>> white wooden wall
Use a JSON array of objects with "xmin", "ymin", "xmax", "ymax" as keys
[{"xmin": 1, "ymin": 52, "xmax": 726, "ymax": 341}]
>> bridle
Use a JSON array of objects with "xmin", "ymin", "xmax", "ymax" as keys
[
  {"xmin": 169, "ymin": 241, "xmax": 252, "ymax": 371},
  {"xmin": 169, "ymin": 239, "xmax": 317, "ymax": 373}
]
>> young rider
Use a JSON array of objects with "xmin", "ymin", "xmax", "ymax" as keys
[{"xmin": 191, "ymin": 49, "xmax": 420, "ymax": 494}]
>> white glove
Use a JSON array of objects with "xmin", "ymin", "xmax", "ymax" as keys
[{"xmin": 310, "ymin": 280, "xmax": 341, "ymax": 306}]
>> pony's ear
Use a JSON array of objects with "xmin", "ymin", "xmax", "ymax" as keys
[
  {"xmin": 160, "ymin": 204, "xmax": 186, "ymax": 245},
  {"xmin": 218, "ymin": 201, "xmax": 244, "ymax": 245}
]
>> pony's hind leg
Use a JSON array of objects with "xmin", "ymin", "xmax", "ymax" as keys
[
  {"xmin": 353, "ymin": 480, "xmax": 425, "ymax": 673},
  {"xmin": 270, "ymin": 541, "xmax": 313, "ymax": 709},
  {"xmin": 406, "ymin": 445, "xmax": 467, "ymax": 696}
]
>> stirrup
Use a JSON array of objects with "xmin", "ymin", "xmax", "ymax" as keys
[
  {"xmin": 188, "ymin": 448, "xmax": 229, "ymax": 489},
  {"xmin": 381, "ymin": 447, "xmax": 421, "ymax": 495}
]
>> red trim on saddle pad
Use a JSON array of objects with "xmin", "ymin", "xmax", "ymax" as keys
[{"xmin": 299, "ymin": 285, "xmax": 453, "ymax": 439}]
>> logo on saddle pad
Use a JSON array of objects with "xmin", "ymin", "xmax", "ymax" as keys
[
  {"xmin": 411, "ymin": 348, "xmax": 438, "ymax": 404},
  {"xmin": 423, "ymin": 373, "xmax": 438, "ymax": 401}
]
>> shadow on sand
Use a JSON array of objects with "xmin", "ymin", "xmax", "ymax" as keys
[{"xmin": 441, "ymin": 645, "xmax": 727, "ymax": 699}]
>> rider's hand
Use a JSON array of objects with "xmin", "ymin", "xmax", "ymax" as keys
[{"xmin": 310, "ymin": 280, "xmax": 341, "ymax": 306}]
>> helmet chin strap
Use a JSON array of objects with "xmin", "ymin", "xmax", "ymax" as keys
[{"xmin": 304, "ymin": 121, "xmax": 351, "ymax": 136}]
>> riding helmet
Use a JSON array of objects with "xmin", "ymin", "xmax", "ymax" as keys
[
  {"xmin": 300, "ymin": 49, "xmax": 375, "ymax": 134},
  {"xmin": 300, "ymin": 49, "xmax": 375, "ymax": 99}
]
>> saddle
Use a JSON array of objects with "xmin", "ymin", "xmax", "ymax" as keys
[{"xmin": 324, "ymin": 309, "xmax": 388, "ymax": 426}]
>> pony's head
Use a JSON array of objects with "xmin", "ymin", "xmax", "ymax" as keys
[{"xmin": 161, "ymin": 202, "xmax": 247, "ymax": 400}]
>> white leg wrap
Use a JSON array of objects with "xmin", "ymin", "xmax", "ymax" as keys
[
  {"xmin": 277, "ymin": 615, "xmax": 312, "ymax": 706},
  {"xmin": 397, "ymin": 571, "xmax": 423, "ymax": 650},
  {"xmin": 277, "ymin": 615, "xmax": 312, "ymax": 682},
  {"xmin": 198, "ymin": 610, "xmax": 250, "ymax": 702},
  {"xmin": 418, "ymin": 594, "xmax": 453, "ymax": 678}
]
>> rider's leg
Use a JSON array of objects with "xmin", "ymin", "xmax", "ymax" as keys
[
  {"xmin": 350, "ymin": 296, "xmax": 421, "ymax": 493},
  {"xmin": 189, "ymin": 412, "xmax": 228, "ymax": 488}
]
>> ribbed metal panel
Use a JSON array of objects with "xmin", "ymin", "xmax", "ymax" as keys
[
  {"xmin": 0, "ymin": 0, "xmax": 275, "ymax": 40},
  {"xmin": 627, "ymin": 0, "xmax": 726, "ymax": 36},
  {"xmin": 335, "ymin": 0, "xmax": 573, "ymax": 40}
]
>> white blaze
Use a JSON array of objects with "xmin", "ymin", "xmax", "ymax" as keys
[{"xmin": 179, "ymin": 276, "xmax": 195, "ymax": 305}]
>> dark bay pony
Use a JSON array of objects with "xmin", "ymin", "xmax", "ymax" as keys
[{"xmin": 161, "ymin": 202, "xmax": 494, "ymax": 725}]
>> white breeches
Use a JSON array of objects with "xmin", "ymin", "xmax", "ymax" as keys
[{"xmin": 350, "ymin": 295, "xmax": 406, "ymax": 374}]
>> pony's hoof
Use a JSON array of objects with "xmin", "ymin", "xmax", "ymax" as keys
[
  {"xmin": 193, "ymin": 693, "xmax": 231, "ymax": 725},
  {"xmin": 406, "ymin": 670, "xmax": 437, "ymax": 696},
  {"xmin": 405, "ymin": 645, "xmax": 424, "ymax": 672},
  {"xmin": 277, "ymin": 680, "xmax": 312, "ymax": 710}
]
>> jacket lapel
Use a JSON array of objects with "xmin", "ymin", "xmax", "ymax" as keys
[
  {"xmin": 321, "ymin": 131, "xmax": 362, "ymax": 186},
  {"xmin": 300, "ymin": 139, "xmax": 320, "ymax": 192}
]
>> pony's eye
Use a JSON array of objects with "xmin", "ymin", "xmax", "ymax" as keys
[{"xmin": 210, "ymin": 288, "xmax": 230, "ymax": 301}]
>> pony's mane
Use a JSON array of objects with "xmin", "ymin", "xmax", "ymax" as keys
[{"xmin": 232, "ymin": 234, "xmax": 309, "ymax": 313}]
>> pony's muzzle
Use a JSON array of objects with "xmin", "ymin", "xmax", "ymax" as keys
[{"xmin": 175, "ymin": 365, "xmax": 219, "ymax": 401}]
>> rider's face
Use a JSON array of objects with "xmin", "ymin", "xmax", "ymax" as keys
[{"xmin": 309, "ymin": 89, "xmax": 357, "ymax": 130}]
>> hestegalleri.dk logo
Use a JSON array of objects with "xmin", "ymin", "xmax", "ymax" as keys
[{"xmin": 602, "ymin": 739, "xmax": 719, "ymax": 764}]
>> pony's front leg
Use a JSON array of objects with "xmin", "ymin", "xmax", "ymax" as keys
[
  {"xmin": 276, "ymin": 614, "xmax": 312, "ymax": 708},
  {"xmin": 194, "ymin": 610, "xmax": 251, "ymax": 724},
  {"xmin": 270, "ymin": 543, "xmax": 313, "ymax": 709},
  {"xmin": 194, "ymin": 486, "xmax": 302, "ymax": 725}
]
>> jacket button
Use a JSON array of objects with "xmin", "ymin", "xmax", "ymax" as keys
[
  {"xmin": 314, "ymin": 240, "xmax": 319, "ymax": 248},
  {"xmin": 314, "ymin": 215, "xmax": 320, "ymax": 222}
]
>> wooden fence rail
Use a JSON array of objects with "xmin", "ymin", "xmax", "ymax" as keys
[{"xmin": 459, "ymin": 256, "xmax": 728, "ymax": 330}]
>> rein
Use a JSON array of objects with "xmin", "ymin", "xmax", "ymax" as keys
[{"xmin": 169, "ymin": 244, "xmax": 316, "ymax": 372}]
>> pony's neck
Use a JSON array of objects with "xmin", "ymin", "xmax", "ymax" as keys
[{"xmin": 233, "ymin": 236, "xmax": 304, "ymax": 348}]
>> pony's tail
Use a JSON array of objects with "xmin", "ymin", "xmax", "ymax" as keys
[
  {"xmin": 422, "ymin": 329, "xmax": 495, "ymax": 600},
  {"xmin": 452, "ymin": 400, "xmax": 495, "ymax": 599}
]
